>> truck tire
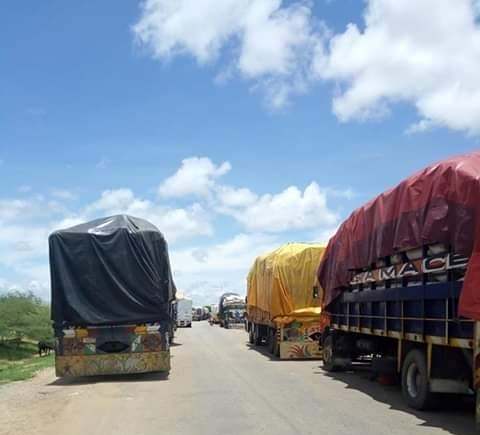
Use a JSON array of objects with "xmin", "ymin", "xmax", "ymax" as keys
[
  {"xmin": 401, "ymin": 349, "xmax": 435, "ymax": 410},
  {"xmin": 268, "ymin": 329, "xmax": 279, "ymax": 357},
  {"xmin": 248, "ymin": 328, "xmax": 254, "ymax": 344},
  {"xmin": 253, "ymin": 325, "xmax": 262, "ymax": 346},
  {"xmin": 267, "ymin": 329, "xmax": 274, "ymax": 353},
  {"xmin": 322, "ymin": 334, "xmax": 342, "ymax": 372}
]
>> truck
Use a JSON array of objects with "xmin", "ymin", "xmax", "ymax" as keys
[
  {"xmin": 49, "ymin": 215, "xmax": 176, "ymax": 377},
  {"xmin": 318, "ymin": 152, "xmax": 480, "ymax": 424},
  {"xmin": 246, "ymin": 243, "xmax": 327, "ymax": 359},
  {"xmin": 218, "ymin": 293, "xmax": 245, "ymax": 329},
  {"xmin": 192, "ymin": 307, "xmax": 204, "ymax": 321},
  {"xmin": 175, "ymin": 295, "xmax": 192, "ymax": 328},
  {"xmin": 202, "ymin": 306, "xmax": 211, "ymax": 320},
  {"xmin": 209, "ymin": 304, "xmax": 219, "ymax": 324}
]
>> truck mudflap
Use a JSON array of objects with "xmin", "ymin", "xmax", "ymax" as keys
[{"xmin": 55, "ymin": 351, "xmax": 170, "ymax": 377}]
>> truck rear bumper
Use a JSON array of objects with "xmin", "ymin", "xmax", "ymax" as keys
[{"xmin": 55, "ymin": 351, "xmax": 170, "ymax": 377}]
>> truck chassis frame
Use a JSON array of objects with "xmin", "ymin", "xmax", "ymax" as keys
[{"xmin": 323, "ymin": 279, "xmax": 480, "ymax": 425}]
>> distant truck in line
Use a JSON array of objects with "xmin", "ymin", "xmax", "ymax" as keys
[
  {"xmin": 192, "ymin": 307, "xmax": 206, "ymax": 321},
  {"xmin": 49, "ymin": 215, "xmax": 176, "ymax": 377},
  {"xmin": 246, "ymin": 243, "xmax": 327, "ymax": 359},
  {"xmin": 175, "ymin": 296, "xmax": 193, "ymax": 328},
  {"xmin": 209, "ymin": 304, "xmax": 219, "ymax": 324},
  {"xmin": 318, "ymin": 152, "xmax": 480, "ymax": 425},
  {"xmin": 218, "ymin": 293, "xmax": 246, "ymax": 329}
]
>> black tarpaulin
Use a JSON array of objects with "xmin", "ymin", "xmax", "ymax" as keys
[{"xmin": 49, "ymin": 215, "xmax": 176, "ymax": 326}]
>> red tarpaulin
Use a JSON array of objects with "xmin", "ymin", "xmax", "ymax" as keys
[{"xmin": 317, "ymin": 151, "xmax": 480, "ymax": 320}]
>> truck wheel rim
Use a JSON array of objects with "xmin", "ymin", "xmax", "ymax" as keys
[{"xmin": 406, "ymin": 362, "xmax": 421, "ymax": 398}]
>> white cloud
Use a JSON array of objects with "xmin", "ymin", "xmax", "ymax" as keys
[
  {"xmin": 86, "ymin": 188, "xmax": 150, "ymax": 216},
  {"xmin": 133, "ymin": 0, "xmax": 247, "ymax": 63},
  {"xmin": 158, "ymin": 157, "xmax": 231, "ymax": 198},
  {"xmin": 25, "ymin": 280, "xmax": 50, "ymax": 300},
  {"xmin": 153, "ymin": 204, "xmax": 213, "ymax": 241},
  {"xmin": 219, "ymin": 182, "xmax": 338, "ymax": 232},
  {"xmin": 18, "ymin": 185, "xmax": 32, "ymax": 193},
  {"xmin": 171, "ymin": 233, "xmax": 279, "ymax": 304},
  {"xmin": 311, "ymin": 225, "xmax": 339, "ymax": 246},
  {"xmin": 0, "ymin": 185, "xmax": 216, "ymax": 301},
  {"xmin": 52, "ymin": 216, "xmax": 86, "ymax": 231},
  {"xmin": 0, "ymin": 225, "xmax": 49, "ymax": 265},
  {"xmin": 0, "ymin": 197, "xmax": 67, "ymax": 224},
  {"xmin": 134, "ymin": 0, "xmax": 480, "ymax": 134},
  {"xmin": 0, "ymin": 199, "xmax": 30, "ymax": 221},
  {"xmin": 238, "ymin": 2, "xmax": 315, "ymax": 76},
  {"xmin": 172, "ymin": 233, "xmax": 276, "ymax": 274},
  {"xmin": 51, "ymin": 189, "xmax": 76, "ymax": 200},
  {"xmin": 0, "ymin": 156, "xmax": 350, "ymax": 303},
  {"xmin": 215, "ymin": 185, "xmax": 257, "ymax": 208},
  {"xmin": 316, "ymin": 0, "xmax": 480, "ymax": 134},
  {"xmin": 0, "ymin": 196, "xmax": 73, "ymax": 275},
  {"xmin": 0, "ymin": 277, "xmax": 51, "ymax": 301},
  {"xmin": 85, "ymin": 188, "xmax": 212, "ymax": 242},
  {"xmin": 133, "ymin": 0, "xmax": 324, "ymax": 108},
  {"xmin": 405, "ymin": 119, "xmax": 437, "ymax": 135},
  {"xmin": 159, "ymin": 157, "xmax": 340, "ymax": 234}
]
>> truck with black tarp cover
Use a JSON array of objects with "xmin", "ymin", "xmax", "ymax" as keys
[
  {"xmin": 318, "ymin": 152, "xmax": 480, "ymax": 425},
  {"xmin": 49, "ymin": 214, "xmax": 176, "ymax": 377}
]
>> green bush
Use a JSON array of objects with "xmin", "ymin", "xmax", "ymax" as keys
[{"xmin": 0, "ymin": 291, "xmax": 52, "ymax": 343}]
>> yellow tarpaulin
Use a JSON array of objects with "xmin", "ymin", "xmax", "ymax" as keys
[{"xmin": 247, "ymin": 243, "xmax": 326, "ymax": 325}]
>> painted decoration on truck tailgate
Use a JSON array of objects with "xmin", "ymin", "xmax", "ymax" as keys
[
  {"xmin": 280, "ymin": 342, "xmax": 322, "ymax": 359},
  {"xmin": 55, "ymin": 326, "xmax": 170, "ymax": 377},
  {"xmin": 55, "ymin": 351, "xmax": 170, "ymax": 377},
  {"xmin": 279, "ymin": 321, "xmax": 322, "ymax": 359},
  {"xmin": 59, "ymin": 331, "xmax": 166, "ymax": 356}
]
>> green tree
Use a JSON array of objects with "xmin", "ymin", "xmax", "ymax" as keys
[{"xmin": 0, "ymin": 291, "xmax": 52, "ymax": 343}]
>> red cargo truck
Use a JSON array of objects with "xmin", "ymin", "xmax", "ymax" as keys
[{"xmin": 318, "ymin": 152, "xmax": 480, "ymax": 426}]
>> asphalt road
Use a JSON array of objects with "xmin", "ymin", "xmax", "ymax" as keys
[{"xmin": 1, "ymin": 322, "xmax": 477, "ymax": 435}]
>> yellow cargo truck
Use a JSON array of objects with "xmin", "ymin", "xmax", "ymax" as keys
[{"xmin": 246, "ymin": 243, "xmax": 327, "ymax": 359}]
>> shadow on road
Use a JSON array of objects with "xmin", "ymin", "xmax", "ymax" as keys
[
  {"xmin": 318, "ymin": 363, "xmax": 476, "ymax": 435},
  {"xmin": 245, "ymin": 342, "xmax": 280, "ymax": 361},
  {"xmin": 245, "ymin": 343, "xmax": 321, "ymax": 363},
  {"xmin": 48, "ymin": 371, "xmax": 169, "ymax": 386}
]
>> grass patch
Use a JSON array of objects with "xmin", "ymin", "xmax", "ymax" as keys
[{"xmin": 0, "ymin": 341, "xmax": 54, "ymax": 384}]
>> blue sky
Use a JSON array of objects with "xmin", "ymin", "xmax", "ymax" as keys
[{"xmin": 0, "ymin": 0, "xmax": 479, "ymax": 305}]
